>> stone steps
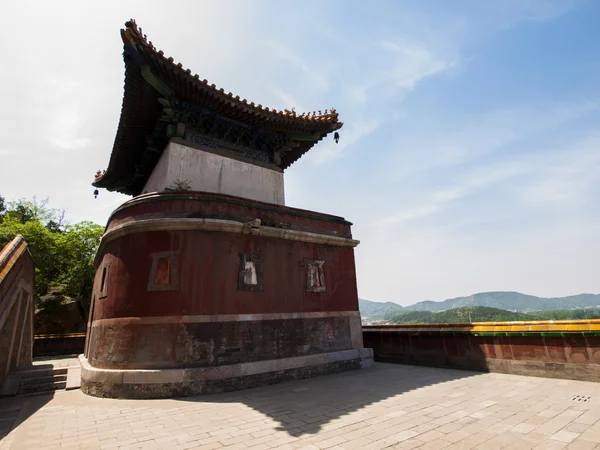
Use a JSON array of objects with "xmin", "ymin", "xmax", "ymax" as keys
[
  {"xmin": 17, "ymin": 368, "xmax": 69, "ymax": 395},
  {"xmin": 1, "ymin": 364, "xmax": 81, "ymax": 396},
  {"xmin": 18, "ymin": 379, "xmax": 67, "ymax": 395}
]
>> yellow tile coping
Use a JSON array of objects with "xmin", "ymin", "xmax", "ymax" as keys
[{"xmin": 363, "ymin": 319, "xmax": 600, "ymax": 334}]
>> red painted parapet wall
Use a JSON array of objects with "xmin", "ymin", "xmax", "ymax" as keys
[
  {"xmin": 82, "ymin": 192, "xmax": 371, "ymax": 397},
  {"xmin": 0, "ymin": 235, "xmax": 35, "ymax": 389},
  {"xmin": 363, "ymin": 321, "xmax": 600, "ymax": 382},
  {"xmin": 91, "ymin": 192, "xmax": 359, "ymax": 320}
]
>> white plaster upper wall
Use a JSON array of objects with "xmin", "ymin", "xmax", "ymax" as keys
[{"xmin": 142, "ymin": 142, "xmax": 285, "ymax": 205}]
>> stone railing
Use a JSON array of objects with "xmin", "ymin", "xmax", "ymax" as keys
[
  {"xmin": 363, "ymin": 320, "xmax": 600, "ymax": 382},
  {"xmin": 0, "ymin": 235, "xmax": 35, "ymax": 388}
]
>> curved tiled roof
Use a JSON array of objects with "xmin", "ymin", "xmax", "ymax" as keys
[{"xmin": 94, "ymin": 20, "xmax": 343, "ymax": 195}]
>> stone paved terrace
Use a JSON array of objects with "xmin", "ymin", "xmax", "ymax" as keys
[{"xmin": 2, "ymin": 363, "xmax": 600, "ymax": 450}]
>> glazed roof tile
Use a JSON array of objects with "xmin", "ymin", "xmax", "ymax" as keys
[{"xmin": 124, "ymin": 20, "xmax": 339, "ymax": 123}]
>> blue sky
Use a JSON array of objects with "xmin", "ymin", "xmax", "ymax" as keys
[{"xmin": 1, "ymin": 1, "xmax": 598, "ymax": 305}]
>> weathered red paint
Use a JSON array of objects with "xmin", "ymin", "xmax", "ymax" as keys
[
  {"xmin": 109, "ymin": 192, "xmax": 353, "ymax": 237},
  {"xmin": 93, "ymin": 193, "xmax": 358, "ymax": 319},
  {"xmin": 363, "ymin": 329, "xmax": 600, "ymax": 381},
  {"xmin": 85, "ymin": 192, "xmax": 361, "ymax": 371}
]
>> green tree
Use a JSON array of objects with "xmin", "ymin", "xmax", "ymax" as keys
[
  {"xmin": 385, "ymin": 307, "xmax": 534, "ymax": 324},
  {"xmin": 61, "ymin": 221, "xmax": 105, "ymax": 315},
  {"xmin": 0, "ymin": 197, "xmax": 103, "ymax": 324},
  {"xmin": 4, "ymin": 197, "xmax": 64, "ymax": 226}
]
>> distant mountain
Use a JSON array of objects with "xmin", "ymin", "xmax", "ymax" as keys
[
  {"xmin": 404, "ymin": 292, "xmax": 600, "ymax": 313},
  {"xmin": 359, "ymin": 299, "xmax": 403, "ymax": 318},
  {"xmin": 359, "ymin": 292, "xmax": 600, "ymax": 316}
]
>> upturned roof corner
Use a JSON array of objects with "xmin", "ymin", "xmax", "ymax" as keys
[{"xmin": 93, "ymin": 19, "xmax": 343, "ymax": 195}]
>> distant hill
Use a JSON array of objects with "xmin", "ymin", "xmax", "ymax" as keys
[
  {"xmin": 385, "ymin": 307, "xmax": 533, "ymax": 324},
  {"xmin": 403, "ymin": 292, "xmax": 600, "ymax": 313},
  {"xmin": 359, "ymin": 299, "xmax": 403, "ymax": 318},
  {"xmin": 359, "ymin": 292, "xmax": 600, "ymax": 316}
]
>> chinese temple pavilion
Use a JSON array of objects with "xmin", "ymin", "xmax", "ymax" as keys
[{"xmin": 81, "ymin": 20, "xmax": 372, "ymax": 398}]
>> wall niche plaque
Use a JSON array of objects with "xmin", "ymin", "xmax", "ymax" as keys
[
  {"xmin": 306, "ymin": 260, "xmax": 326, "ymax": 292},
  {"xmin": 147, "ymin": 251, "xmax": 179, "ymax": 291},
  {"xmin": 238, "ymin": 254, "xmax": 263, "ymax": 291},
  {"xmin": 98, "ymin": 259, "xmax": 111, "ymax": 299}
]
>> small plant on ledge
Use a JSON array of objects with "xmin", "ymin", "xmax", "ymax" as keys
[{"xmin": 166, "ymin": 178, "xmax": 192, "ymax": 192}]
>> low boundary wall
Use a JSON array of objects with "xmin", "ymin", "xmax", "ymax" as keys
[
  {"xmin": 34, "ymin": 333, "xmax": 86, "ymax": 357},
  {"xmin": 363, "ymin": 320, "xmax": 600, "ymax": 382},
  {"xmin": 0, "ymin": 235, "xmax": 34, "ymax": 388}
]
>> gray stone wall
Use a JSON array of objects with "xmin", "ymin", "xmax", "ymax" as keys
[{"xmin": 142, "ymin": 141, "xmax": 285, "ymax": 205}]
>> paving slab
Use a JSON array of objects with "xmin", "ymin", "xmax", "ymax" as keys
[
  {"xmin": 64, "ymin": 367, "xmax": 81, "ymax": 391},
  {"xmin": 2, "ymin": 363, "xmax": 600, "ymax": 449}
]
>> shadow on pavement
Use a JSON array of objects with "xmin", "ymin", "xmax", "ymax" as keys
[
  {"xmin": 179, "ymin": 362, "xmax": 481, "ymax": 437},
  {"xmin": 0, "ymin": 392, "xmax": 55, "ymax": 442}
]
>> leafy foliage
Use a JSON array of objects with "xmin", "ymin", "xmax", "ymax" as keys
[
  {"xmin": 0, "ymin": 194, "xmax": 5, "ymax": 220},
  {"xmin": 0, "ymin": 197, "xmax": 103, "ymax": 317},
  {"xmin": 168, "ymin": 178, "xmax": 192, "ymax": 191},
  {"xmin": 384, "ymin": 307, "xmax": 532, "ymax": 324},
  {"xmin": 383, "ymin": 306, "xmax": 600, "ymax": 324},
  {"xmin": 532, "ymin": 308, "xmax": 600, "ymax": 321},
  {"xmin": 4, "ymin": 197, "xmax": 64, "ymax": 227}
]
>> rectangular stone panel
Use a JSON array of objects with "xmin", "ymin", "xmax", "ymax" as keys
[{"xmin": 142, "ymin": 142, "xmax": 285, "ymax": 205}]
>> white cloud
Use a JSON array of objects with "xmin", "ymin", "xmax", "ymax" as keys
[
  {"xmin": 380, "ymin": 40, "xmax": 458, "ymax": 90},
  {"xmin": 379, "ymin": 160, "xmax": 530, "ymax": 226},
  {"xmin": 355, "ymin": 91, "xmax": 600, "ymax": 303},
  {"xmin": 266, "ymin": 41, "xmax": 331, "ymax": 93},
  {"xmin": 349, "ymin": 39, "xmax": 457, "ymax": 105},
  {"xmin": 383, "ymin": 101, "xmax": 599, "ymax": 183},
  {"xmin": 46, "ymin": 108, "xmax": 92, "ymax": 151},
  {"xmin": 515, "ymin": 0, "xmax": 582, "ymax": 22},
  {"xmin": 520, "ymin": 134, "xmax": 600, "ymax": 205}
]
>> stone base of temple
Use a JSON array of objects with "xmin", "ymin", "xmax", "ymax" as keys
[{"xmin": 79, "ymin": 349, "xmax": 373, "ymax": 399}]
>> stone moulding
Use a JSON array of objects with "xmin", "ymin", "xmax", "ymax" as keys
[
  {"xmin": 79, "ymin": 348, "xmax": 374, "ymax": 398},
  {"xmin": 110, "ymin": 192, "xmax": 351, "ymax": 226},
  {"xmin": 94, "ymin": 217, "xmax": 360, "ymax": 266},
  {"xmin": 91, "ymin": 310, "xmax": 362, "ymax": 326}
]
